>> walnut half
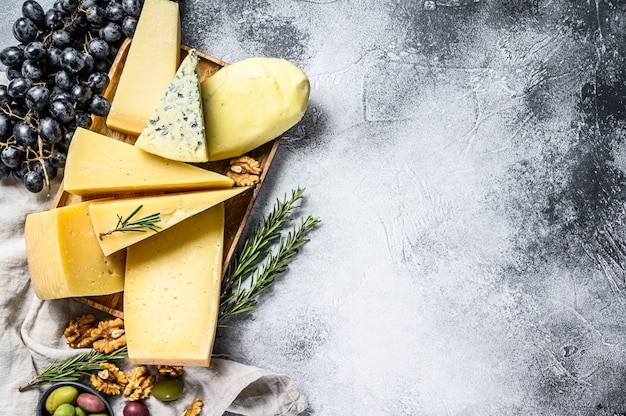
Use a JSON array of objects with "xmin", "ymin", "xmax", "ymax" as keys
[
  {"xmin": 226, "ymin": 155, "xmax": 262, "ymax": 186},
  {"xmin": 182, "ymin": 398, "xmax": 204, "ymax": 416},
  {"xmin": 64, "ymin": 314, "xmax": 99, "ymax": 348},
  {"xmin": 90, "ymin": 363, "xmax": 128, "ymax": 395},
  {"xmin": 92, "ymin": 318, "xmax": 126, "ymax": 354},
  {"xmin": 124, "ymin": 366, "xmax": 156, "ymax": 401},
  {"xmin": 157, "ymin": 365, "xmax": 184, "ymax": 377}
]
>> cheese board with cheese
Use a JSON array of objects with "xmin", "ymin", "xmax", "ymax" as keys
[{"xmin": 50, "ymin": 37, "xmax": 282, "ymax": 319}]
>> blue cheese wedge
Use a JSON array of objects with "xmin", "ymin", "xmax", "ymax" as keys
[{"xmin": 135, "ymin": 49, "xmax": 209, "ymax": 162}]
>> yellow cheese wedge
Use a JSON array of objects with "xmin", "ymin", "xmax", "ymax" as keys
[
  {"xmin": 106, "ymin": 0, "xmax": 180, "ymax": 135},
  {"xmin": 201, "ymin": 57, "xmax": 310, "ymax": 161},
  {"xmin": 90, "ymin": 187, "xmax": 248, "ymax": 256},
  {"xmin": 64, "ymin": 127, "xmax": 234, "ymax": 196},
  {"xmin": 124, "ymin": 203, "xmax": 224, "ymax": 366},
  {"xmin": 134, "ymin": 49, "xmax": 209, "ymax": 162},
  {"xmin": 24, "ymin": 201, "xmax": 125, "ymax": 300}
]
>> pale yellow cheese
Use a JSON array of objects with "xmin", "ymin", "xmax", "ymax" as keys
[
  {"xmin": 106, "ymin": 0, "xmax": 180, "ymax": 135},
  {"xmin": 90, "ymin": 187, "xmax": 248, "ymax": 256},
  {"xmin": 134, "ymin": 49, "xmax": 208, "ymax": 162},
  {"xmin": 24, "ymin": 201, "xmax": 125, "ymax": 300},
  {"xmin": 124, "ymin": 204, "xmax": 224, "ymax": 366},
  {"xmin": 201, "ymin": 57, "xmax": 310, "ymax": 161},
  {"xmin": 64, "ymin": 127, "xmax": 234, "ymax": 196}
]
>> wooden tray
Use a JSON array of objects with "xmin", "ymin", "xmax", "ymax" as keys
[{"xmin": 51, "ymin": 38, "xmax": 281, "ymax": 319}]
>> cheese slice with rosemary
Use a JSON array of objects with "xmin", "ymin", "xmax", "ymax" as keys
[
  {"xmin": 124, "ymin": 203, "xmax": 224, "ymax": 366},
  {"xmin": 24, "ymin": 201, "xmax": 126, "ymax": 300},
  {"xmin": 134, "ymin": 49, "xmax": 208, "ymax": 162},
  {"xmin": 64, "ymin": 127, "xmax": 233, "ymax": 196},
  {"xmin": 90, "ymin": 187, "xmax": 249, "ymax": 256}
]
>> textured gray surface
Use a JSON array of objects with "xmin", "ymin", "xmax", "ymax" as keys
[{"xmin": 3, "ymin": 0, "xmax": 626, "ymax": 414}]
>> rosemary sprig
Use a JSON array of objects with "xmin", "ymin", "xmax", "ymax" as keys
[
  {"xmin": 18, "ymin": 346, "xmax": 128, "ymax": 391},
  {"xmin": 219, "ymin": 188, "xmax": 320, "ymax": 323},
  {"xmin": 98, "ymin": 205, "xmax": 161, "ymax": 240},
  {"xmin": 221, "ymin": 187, "xmax": 307, "ymax": 298}
]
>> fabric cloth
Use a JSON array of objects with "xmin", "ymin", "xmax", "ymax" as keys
[{"xmin": 0, "ymin": 140, "xmax": 308, "ymax": 415}]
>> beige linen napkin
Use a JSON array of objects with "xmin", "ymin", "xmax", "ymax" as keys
[{"xmin": 0, "ymin": 157, "xmax": 308, "ymax": 415}]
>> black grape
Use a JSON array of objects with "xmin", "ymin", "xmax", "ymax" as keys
[
  {"xmin": 21, "ymin": 60, "xmax": 46, "ymax": 81},
  {"xmin": 25, "ymin": 85, "xmax": 50, "ymax": 111},
  {"xmin": 12, "ymin": 18, "xmax": 38, "ymax": 43},
  {"xmin": 87, "ymin": 72, "xmax": 109, "ymax": 94},
  {"xmin": 13, "ymin": 121, "xmax": 37, "ymax": 147},
  {"xmin": 87, "ymin": 94, "xmax": 110, "ymax": 117},
  {"xmin": 86, "ymin": 38, "xmax": 110, "ymax": 60},
  {"xmin": 70, "ymin": 83, "xmax": 93, "ymax": 106},
  {"xmin": 7, "ymin": 77, "xmax": 33, "ymax": 100},
  {"xmin": 54, "ymin": 70, "xmax": 75, "ymax": 91},
  {"xmin": 1, "ymin": 147, "xmax": 24, "ymax": 169},
  {"xmin": 49, "ymin": 97, "xmax": 75, "ymax": 122},
  {"xmin": 23, "ymin": 169, "xmax": 44, "ymax": 193},
  {"xmin": 22, "ymin": 0, "xmax": 46, "ymax": 28},
  {"xmin": 23, "ymin": 41, "xmax": 47, "ymax": 63},
  {"xmin": 105, "ymin": 3, "xmax": 124, "ymax": 22},
  {"xmin": 38, "ymin": 117, "xmax": 62, "ymax": 144},
  {"xmin": 121, "ymin": 15, "xmax": 138, "ymax": 37},
  {"xmin": 0, "ymin": 46, "xmax": 25, "ymax": 68}
]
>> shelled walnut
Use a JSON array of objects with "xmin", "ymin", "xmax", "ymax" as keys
[
  {"xmin": 90, "ymin": 363, "xmax": 128, "ymax": 395},
  {"xmin": 64, "ymin": 314, "xmax": 100, "ymax": 348},
  {"xmin": 157, "ymin": 365, "xmax": 184, "ymax": 377},
  {"xmin": 124, "ymin": 366, "xmax": 156, "ymax": 401},
  {"xmin": 92, "ymin": 318, "xmax": 126, "ymax": 353},
  {"xmin": 226, "ymin": 155, "xmax": 262, "ymax": 186},
  {"xmin": 182, "ymin": 398, "xmax": 204, "ymax": 416}
]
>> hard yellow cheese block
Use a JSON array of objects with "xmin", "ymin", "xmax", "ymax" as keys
[
  {"xmin": 24, "ymin": 201, "xmax": 125, "ymax": 300},
  {"xmin": 106, "ymin": 0, "xmax": 180, "ymax": 135},
  {"xmin": 124, "ymin": 204, "xmax": 224, "ymax": 366},
  {"xmin": 90, "ymin": 187, "xmax": 248, "ymax": 256},
  {"xmin": 201, "ymin": 57, "xmax": 310, "ymax": 161},
  {"xmin": 64, "ymin": 127, "xmax": 233, "ymax": 195},
  {"xmin": 134, "ymin": 49, "xmax": 209, "ymax": 162}
]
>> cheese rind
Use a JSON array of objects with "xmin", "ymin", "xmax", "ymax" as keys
[
  {"xmin": 64, "ymin": 127, "xmax": 233, "ymax": 195},
  {"xmin": 134, "ymin": 49, "xmax": 208, "ymax": 162},
  {"xmin": 201, "ymin": 57, "xmax": 310, "ymax": 161},
  {"xmin": 124, "ymin": 204, "xmax": 224, "ymax": 366},
  {"xmin": 24, "ymin": 201, "xmax": 125, "ymax": 300},
  {"xmin": 90, "ymin": 187, "xmax": 248, "ymax": 256},
  {"xmin": 106, "ymin": 0, "xmax": 180, "ymax": 135}
]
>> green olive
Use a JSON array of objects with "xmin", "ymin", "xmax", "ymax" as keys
[
  {"xmin": 74, "ymin": 407, "xmax": 88, "ymax": 416},
  {"xmin": 52, "ymin": 403, "xmax": 76, "ymax": 416},
  {"xmin": 45, "ymin": 386, "xmax": 80, "ymax": 414},
  {"xmin": 151, "ymin": 378, "xmax": 184, "ymax": 402}
]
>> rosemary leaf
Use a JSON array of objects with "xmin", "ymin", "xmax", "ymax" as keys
[
  {"xmin": 99, "ymin": 205, "xmax": 161, "ymax": 240},
  {"xmin": 18, "ymin": 346, "xmax": 128, "ymax": 391}
]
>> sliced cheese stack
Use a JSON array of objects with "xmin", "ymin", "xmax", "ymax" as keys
[
  {"xmin": 24, "ymin": 201, "xmax": 126, "ymax": 300},
  {"xmin": 124, "ymin": 203, "xmax": 225, "ymax": 366},
  {"xmin": 202, "ymin": 57, "xmax": 310, "ymax": 161},
  {"xmin": 90, "ymin": 187, "xmax": 249, "ymax": 256},
  {"xmin": 64, "ymin": 127, "xmax": 233, "ymax": 195},
  {"xmin": 107, "ymin": 0, "xmax": 180, "ymax": 135},
  {"xmin": 134, "ymin": 49, "xmax": 209, "ymax": 162}
]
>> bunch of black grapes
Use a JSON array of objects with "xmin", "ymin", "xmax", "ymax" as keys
[{"xmin": 0, "ymin": 0, "xmax": 144, "ymax": 193}]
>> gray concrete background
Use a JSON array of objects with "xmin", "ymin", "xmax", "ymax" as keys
[{"xmin": 3, "ymin": 0, "xmax": 626, "ymax": 415}]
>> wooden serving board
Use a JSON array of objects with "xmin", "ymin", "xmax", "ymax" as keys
[{"xmin": 51, "ymin": 38, "xmax": 281, "ymax": 319}]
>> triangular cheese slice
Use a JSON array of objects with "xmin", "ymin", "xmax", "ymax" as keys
[
  {"xmin": 134, "ymin": 49, "xmax": 209, "ymax": 162},
  {"xmin": 64, "ymin": 127, "xmax": 233, "ymax": 196},
  {"xmin": 90, "ymin": 187, "xmax": 249, "ymax": 256}
]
